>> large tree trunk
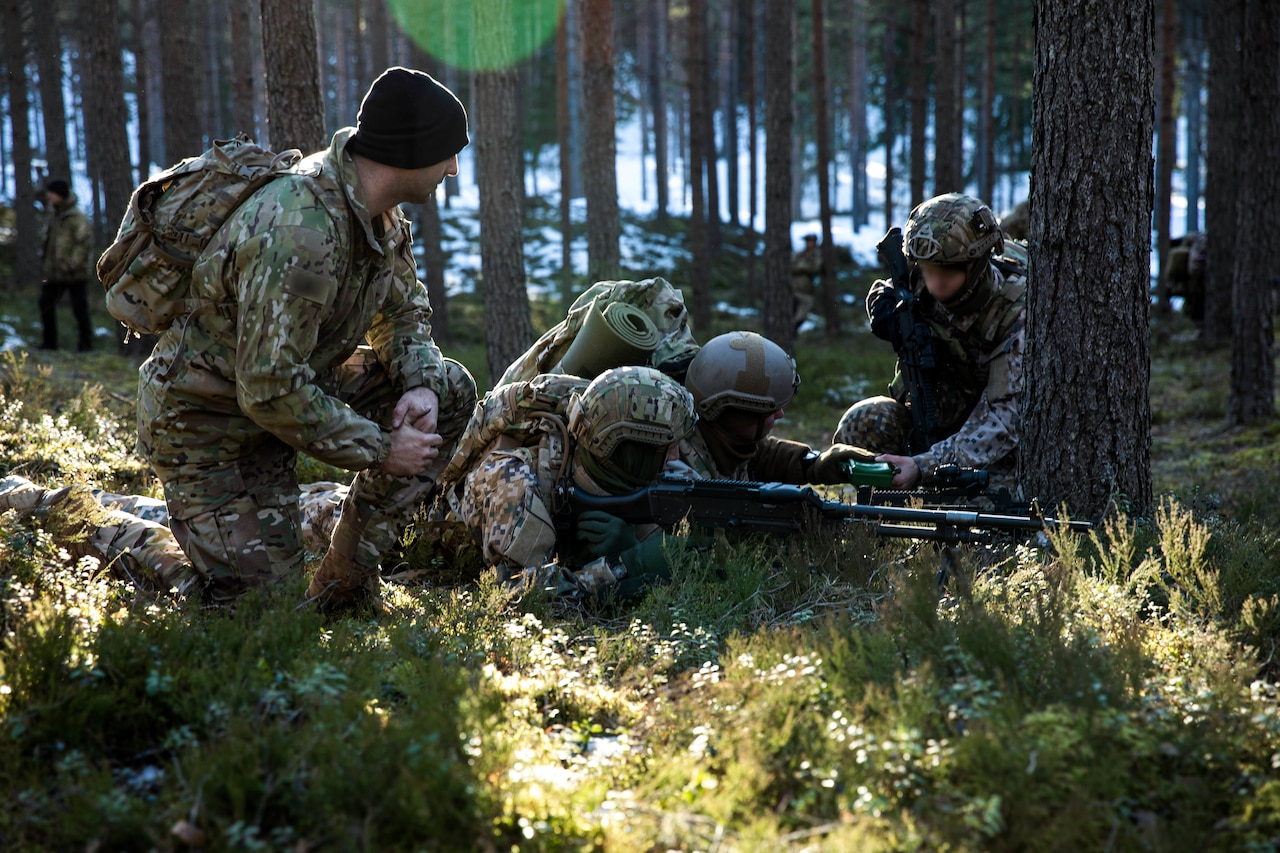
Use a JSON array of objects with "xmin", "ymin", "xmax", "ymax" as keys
[
  {"xmin": 2, "ymin": 0, "xmax": 40, "ymax": 293},
  {"xmin": 762, "ymin": 0, "xmax": 794, "ymax": 350},
  {"xmin": 1153, "ymin": 0, "xmax": 1176, "ymax": 320},
  {"xmin": 229, "ymin": 0, "xmax": 258, "ymax": 137},
  {"xmin": 1203, "ymin": 0, "xmax": 1242, "ymax": 347},
  {"xmin": 158, "ymin": 0, "xmax": 205, "ymax": 162},
  {"xmin": 687, "ymin": 0, "xmax": 712, "ymax": 332},
  {"xmin": 261, "ymin": 0, "xmax": 325, "ymax": 152},
  {"xmin": 1226, "ymin": 0, "xmax": 1279, "ymax": 425},
  {"xmin": 32, "ymin": 0, "xmax": 71, "ymax": 183},
  {"xmin": 1023, "ymin": 0, "xmax": 1154, "ymax": 519},
  {"xmin": 474, "ymin": 2, "xmax": 533, "ymax": 385},
  {"xmin": 811, "ymin": 0, "xmax": 841, "ymax": 336},
  {"xmin": 128, "ymin": 0, "xmax": 154, "ymax": 181},
  {"xmin": 580, "ymin": 0, "xmax": 622, "ymax": 282}
]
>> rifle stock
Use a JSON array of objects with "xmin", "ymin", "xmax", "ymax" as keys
[{"xmin": 566, "ymin": 475, "xmax": 1091, "ymax": 546}]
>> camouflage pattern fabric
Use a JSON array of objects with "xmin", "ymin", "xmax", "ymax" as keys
[
  {"xmin": 497, "ymin": 278, "xmax": 700, "ymax": 386},
  {"xmin": 41, "ymin": 192, "xmax": 92, "ymax": 283},
  {"xmin": 999, "ymin": 200, "xmax": 1029, "ymax": 242},
  {"xmin": 136, "ymin": 126, "xmax": 462, "ymax": 602},
  {"xmin": 837, "ymin": 262, "xmax": 1026, "ymax": 486}
]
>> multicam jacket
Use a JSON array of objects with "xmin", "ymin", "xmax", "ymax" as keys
[
  {"xmin": 41, "ymin": 193, "xmax": 92, "ymax": 282},
  {"xmin": 137, "ymin": 128, "xmax": 448, "ymax": 505}
]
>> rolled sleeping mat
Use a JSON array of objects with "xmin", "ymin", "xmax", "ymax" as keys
[{"xmin": 554, "ymin": 298, "xmax": 662, "ymax": 378}]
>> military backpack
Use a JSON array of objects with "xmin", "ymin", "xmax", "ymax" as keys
[{"xmin": 96, "ymin": 133, "xmax": 302, "ymax": 338}]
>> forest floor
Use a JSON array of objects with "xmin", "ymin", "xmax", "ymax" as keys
[{"xmin": 1, "ymin": 254, "xmax": 1280, "ymax": 850}]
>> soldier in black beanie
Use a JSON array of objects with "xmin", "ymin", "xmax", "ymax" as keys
[{"xmin": 135, "ymin": 66, "xmax": 478, "ymax": 611}]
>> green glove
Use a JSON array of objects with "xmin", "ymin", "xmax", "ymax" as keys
[
  {"xmin": 618, "ymin": 534, "xmax": 673, "ymax": 582},
  {"xmin": 576, "ymin": 510, "xmax": 639, "ymax": 556},
  {"xmin": 809, "ymin": 443, "xmax": 879, "ymax": 484}
]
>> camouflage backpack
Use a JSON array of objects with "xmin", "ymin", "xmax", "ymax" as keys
[{"xmin": 96, "ymin": 133, "xmax": 302, "ymax": 338}]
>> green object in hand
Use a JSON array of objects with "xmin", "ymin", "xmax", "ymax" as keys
[{"xmin": 841, "ymin": 459, "xmax": 897, "ymax": 487}]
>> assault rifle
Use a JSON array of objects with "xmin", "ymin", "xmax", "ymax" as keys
[
  {"xmin": 564, "ymin": 475, "xmax": 1091, "ymax": 546},
  {"xmin": 875, "ymin": 227, "xmax": 941, "ymax": 454},
  {"xmin": 843, "ymin": 460, "xmax": 1027, "ymax": 514}
]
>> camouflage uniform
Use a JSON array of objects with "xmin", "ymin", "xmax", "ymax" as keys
[
  {"xmin": 137, "ymin": 127, "xmax": 476, "ymax": 603},
  {"xmin": 39, "ymin": 188, "xmax": 94, "ymax": 351},
  {"xmin": 791, "ymin": 240, "xmax": 823, "ymax": 330},
  {"xmin": 836, "ymin": 194, "xmax": 1025, "ymax": 486},
  {"xmin": 450, "ymin": 366, "xmax": 696, "ymax": 599}
]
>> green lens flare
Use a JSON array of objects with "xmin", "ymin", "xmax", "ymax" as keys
[{"xmin": 388, "ymin": 0, "xmax": 565, "ymax": 72}]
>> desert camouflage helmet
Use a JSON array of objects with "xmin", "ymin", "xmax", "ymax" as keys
[
  {"xmin": 567, "ymin": 365, "xmax": 697, "ymax": 460},
  {"xmin": 684, "ymin": 331, "xmax": 799, "ymax": 420},
  {"xmin": 904, "ymin": 193, "xmax": 1004, "ymax": 266}
]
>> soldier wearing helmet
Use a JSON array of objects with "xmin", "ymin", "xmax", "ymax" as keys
[
  {"xmin": 676, "ymin": 331, "xmax": 875, "ymax": 483},
  {"xmin": 454, "ymin": 365, "xmax": 698, "ymax": 600},
  {"xmin": 835, "ymin": 192, "xmax": 1027, "ymax": 490}
]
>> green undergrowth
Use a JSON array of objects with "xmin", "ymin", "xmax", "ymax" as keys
[{"xmin": 3, "ymin": 320, "xmax": 1280, "ymax": 849}]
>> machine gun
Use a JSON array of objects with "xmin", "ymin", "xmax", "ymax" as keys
[
  {"xmin": 875, "ymin": 227, "xmax": 942, "ymax": 454},
  {"xmin": 842, "ymin": 460, "xmax": 1028, "ymax": 514},
  {"xmin": 563, "ymin": 475, "xmax": 1092, "ymax": 546}
]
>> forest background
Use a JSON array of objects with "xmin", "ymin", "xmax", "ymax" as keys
[{"xmin": 2, "ymin": 0, "xmax": 1280, "ymax": 850}]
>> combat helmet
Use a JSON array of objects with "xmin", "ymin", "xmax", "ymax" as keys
[
  {"xmin": 567, "ymin": 365, "xmax": 697, "ymax": 490},
  {"xmin": 683, "ymin": 331, "xmax": 800, "ymax": 421},
  {"xmin": 904, "ymin": 193, "xmax": 1004, "ymax": 267}
]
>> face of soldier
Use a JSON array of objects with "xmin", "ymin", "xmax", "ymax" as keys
[
  {"xmin": 406, "ymin": 154, "xmax": 459, "ymax": 204},
  {"xmin": 713, "ymin": 407, "xmax": 784, "ymax": 446},
  {"xmin": 918, "ymin": 261, "xmax": 967, "ymax": 302}
]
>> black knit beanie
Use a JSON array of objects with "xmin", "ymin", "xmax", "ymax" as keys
[
  {"xmin": 348, "ymin": 67, "xmax": 469, "ymax": 169},
  {"xmin": 44, "ymin": 178, "xmax": 70, "ymax": 198}
]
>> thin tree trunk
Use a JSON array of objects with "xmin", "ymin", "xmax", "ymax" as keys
[
  {"xmin": 649, "ymin": 0, "xmax": 669, "ymax": 222},
  {"xmin": 979, "ymin": 0, "xmax": 995, "ymax": 204},
  {"xmin": 1226, "ymin": 0, "xmax": 1278, "ymax": 425},
  {"xmin": 1023, "ymin": 0, "xmax": 1154, "ymax": 518},
  {"xmin": 703, "ymin": 3, "xmax": 720, "ymax": 255},
  {"xmin": 1203, "ymin": 0, "xmax": 1241, "ymax": 346},
  {"xmin": 2, "ymin": 0, "xmax": 40, "ymax": 293},
  {"xmin": 932, "ymin": 0, "xmax": 960, "ymax": 192},
  {"xmin": 229, "ymin": 0, "xmax": 258, "ymax": 137},
  {"xmin": 908, "ymin": 0, "xmax": 926, "ymax": 207},
  {"xmin": 763, "ymin": 0, "xmax": 794, "ymax": 350},
  {"xmin": 32, "ymin": 0, "xmax": 71, "ymax": 182},
  {"xmin": 882, "ymin": 2, "xmax": 897, "ymax": 227},
  {"xmin": 721, "ymin": 0, "xmax": 739, "ymax": 228},
  {"xmin": 747, "ymin": 0, "xmax": 759, "ymax": 298},
  {"xmin": 1153, "ymin": 0, "xmax": 1176, "ymax": 319},
  {"xmin": 687, "ymin": 0, "xmax": 712, "ymax": 330},
  {"xmin": 129, "ymin": 0, "xmax": 153, "ymax": 181},
  {"xmin": 1181, "ymin": 1, "xmax": 1205, "ymax": 235},
  {"xmin": 811, "ymin": 0, "xmax": 841, "ymax": 336},
  {"xmin": 580, "ymin": 0, "xmax": 622, "ymax": 281},
  {"xmin": 557, "ymin": 10, "xmax": 575, "ymax": 303},
  {"xmin": 848, "ymin": 0, "xmax": 868, "ymax": 228}
]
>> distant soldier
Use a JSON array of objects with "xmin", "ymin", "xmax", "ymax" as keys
[
  {"xmin": 999, "ymin": 199, "xmax": 1029, "ymax": 242},
  {"xmin": 38, "ymin": 178, "xmax": 94, "ymax": 352},
  {"xmin": 791, "ymin": 234, "xmax": 823, "ymax": 332},
  {"xmin": 835, "ymin": 193, "xmax": 1026, "ymax": 490},
  {"xmin": 1167, "ymin": 232, "xmax": 1207, "ymax": 324}
]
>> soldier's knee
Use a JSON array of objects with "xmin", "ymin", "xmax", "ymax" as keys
[{"xmin": 832, "ymin": 396, "xmax": 911, "ymax": 455}]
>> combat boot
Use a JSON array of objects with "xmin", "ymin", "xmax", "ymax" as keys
[
  {"xmin": 305, "ymin": 549, "xmax": 372, "ymax": 609},
  {"xmin": 0, "ymin": 475, "xmax": 48, "ymax": 513}
]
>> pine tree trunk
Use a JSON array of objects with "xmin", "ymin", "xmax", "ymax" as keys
[
  {"xmin": 129, "ymin": 0, "xmax": 153, "ymax": 181},
  {"xmin": 932, "ymin": 0, "xmax": 959, "ymax": 193},
  {"xmin": 978, "ymin": 0, "xmax": 995, "ymax": 204},
  {"xmin": 720, "ymin": 0, "xmax": 739, "ymax": 228},
  {"xmin": 1226, "ymin": 0, "xmax": 1279, "ymax": 425},
  {"xmin": 32, "ymin": 0, "xmax": 71, "ymax": 183},
  {"xmin": 908, "ymin": 0, "xmax": 926, "ymax": 206},
  {"xmin": 1153, "ymin": 0, "xmax": 1176, "ymax": 320},
  {"xmin": 649, "ymin": 0, "xmax": 669, "ymax": 223},
  {"xmin": 1181, "ymin": 3, "xmax": 1204, "ymax": 235},
  {"xmin": 229, "ymin": 0, "xmax": 258, "ymax": 137},
  {"xmin": 158, "ymin": 0, "xmax": 205, "ymax": 162},
  {"xmin": 580, "ymin": 0, "xmax": 622, "ymax": 281},
  {"xmin": 881, "ymin": 2, "xmax": 897, "ymax": 226},
  {"xmin": 261, "ymin": 0, "xmax": 325, "ymax": 153},
  {"xmin": 556, "ymin": 11, "xmax": 575, "ymax": 304},
  {"xmin": 848, "ymin": 0, "xmax": 868, "ymax": 228},
  {"xmin": 762, "ymin": 0, "xmax": 794, "ymax": 350},
  {"xmin": 686, "ymin": 0, "xmax": 712, "ymax": 332},
  {"xmin": 811, "ymin": 0, "xmax": 841, "ymax": 336},
  {"xmin": 2, "ymin": 0, "xmax": 40, "ymax": 293},
  {"xmin": 1203, "ymin": 0, "xmax": 1242, "ymax": 347},
  {"xmin": 1023, "ymin": 0, "xmax": 1154, "ymax": 518}
]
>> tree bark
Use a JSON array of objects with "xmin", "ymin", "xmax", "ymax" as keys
[
  {"xmin": 1181, "ymin": 1, "xmax": 1205, "ymax": 235},
  {"xmin": 260, "ymin": 0, "xmax": 325, "ymax": 153},
  {"xmin": 932, "ymin": 0, "xmax": 960, "ymax": 193},
  {"xmin": 474, "ymin": 1, "xmax": 534, "ymax": 385},
  {"xmin": 687, "ymin": 0, "xmax": 712, "ymax": 331},
  {"xmin": 556, "ymin": 9, "xmax": 575, "ymax": 304},
  {"xmin": 1023, "ymin": 0, "xmax": 1154, "ymax": 518},
  {"xmin": 908, "ymin": 0, "xmax": 926, "ymax": 207},
  {"xmin": 847, "ymin": 0, "xmax": 869, "ymax": 228},
  {"xmin": 158, "ymin": 0, "xmax": 205, "ymax": 162},
  {"xmin": 129, "ymin": 0, "xmax": 153, "ymax": 181},
  {"xmin": 580, "ymin": 0, "xmax": 622, "ymax": 282},
  {"xmin": 229, "ymin": 0, "xmax": 258, "ymax": 137},
  {"xmin": 1225, "ymin": 0, "xmax": 1278, "ymax": 425},
  {"xmin": 978, "ymin": 0, "xmax": 995, "ymax": 204},
  {"xmin": 32, "ymin": 0, "xmax": 71, "ymax": 183},
  {"xmin": 721, "ymin": 0, "xmax": 739, "ymax": 228},
  {"xmin": 649, "ymin": 0, "xmax": 669, "ymax": 223},
  {"xmin": 811, "ymin": 0, "xmax": 841, "ymax": 336},
  {"xmin": 1153, "ymin": 0, "xmax": 1176, "ymax": 320},
  {"xmin": 762, "ymin": 0, "xmax": 794, "ymax": 350},
  {"xmin": 1203, "ymin": 0, "xmax": 1241, "ymax": 346},
  {"xmin": 2, "ymin": 0, "xmax": 40, "ymax": 293}
]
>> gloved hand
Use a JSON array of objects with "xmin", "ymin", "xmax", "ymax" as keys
[
  {"xmin": 576, "ymin": 510, "xmax": 639, "ymax": 556},
  {"xmin": 618, "ymin": 534, "xmax": 673, "ymax": 582},
  {"xmin": 808, "ymin": 443, "xmax": 879, "ymax": 484},
  {"xmin": 867, "ymin": 281, "xmax": 905, "ymax": 348}
]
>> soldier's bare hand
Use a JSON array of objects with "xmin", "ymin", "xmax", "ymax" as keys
[
  {"xmin": 392, "ymin": 387, "xmax": 440, "ymax": 434},
  {"xmin": 381, "ymin": 423, "xmax": 444, "ymax": 476},
  {"xmin": 877, "ymin": 453, "xmax": 921, "ymax": 489}
]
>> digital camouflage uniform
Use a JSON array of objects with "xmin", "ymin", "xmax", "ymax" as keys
[
  {"xmin": 448, "ymin": 367, "xmax": 696, "ymax": 599},
  {"xmin": 137, "ymin": 127, "xmax": 476, "ymax": 602},
  {"xmin": 836, "ymin": 194, "xmax": 1026, "ymax": 487},
  {"xmin": 39, "ymin": 189, "xmax": 95, "ymax": 351}
]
